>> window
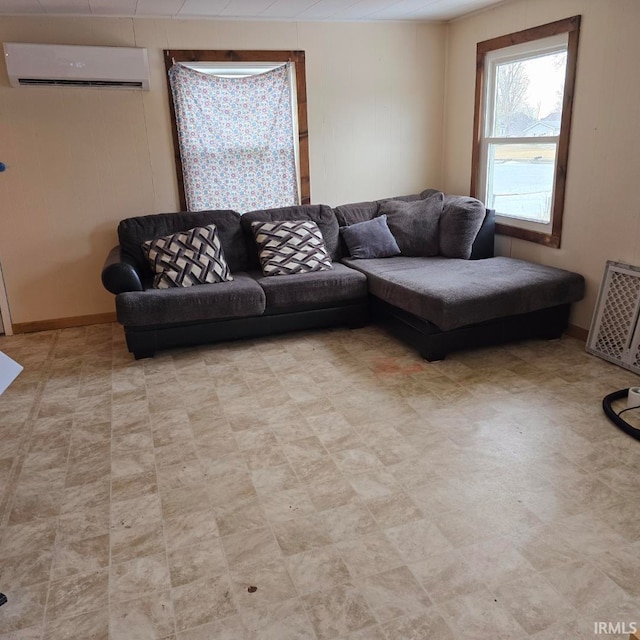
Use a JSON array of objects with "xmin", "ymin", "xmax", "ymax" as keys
[
  {"xmin": 164, "ymin": 50, "xmax": 309, "ymax": 212},
  {"xmin": 471, "ymin": 17, "xmax": 580, "ymax": 248}
]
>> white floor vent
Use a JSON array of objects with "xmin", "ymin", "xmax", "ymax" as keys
[{"xmin": 587, "ymin": 261, "xmax": 640, "ymax": 373}]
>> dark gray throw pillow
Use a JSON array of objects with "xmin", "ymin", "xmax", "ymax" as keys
[
  {"xmin": 340, "ymin": 215, "xmax": 401, "ymax": 259},
  {"xmin": 439, "ymin": 195, "xmax": 486, "ymax": 259},
  {"xmin": 378, "ymin": 191, "xmax": 444, "ymax": 256}
]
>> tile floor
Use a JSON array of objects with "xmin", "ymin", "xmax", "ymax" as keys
[{"xmin": 0, "ymin": 324, "xmax": 638, "ymax": 640}]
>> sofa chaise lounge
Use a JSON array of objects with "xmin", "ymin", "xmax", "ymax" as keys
[{"xmin": 102, "ymin": 190, "xmax": 585, "ymax": 360}]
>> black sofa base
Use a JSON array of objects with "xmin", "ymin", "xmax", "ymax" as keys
[
  {"xmin": 370, "ymin": 297, "xmax": 571, "ymax": 361},
  {"xmin": 124, "ymin": 302, "xmax": 369, "ymax": 359}
]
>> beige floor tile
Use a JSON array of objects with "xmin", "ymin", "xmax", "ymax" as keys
[
  {"xmin": 168, "ymin": 539, "xmax": 227, "ymax": 587},
  {"xmin": 271, "ymin": 514, "xmax": 332, "ymax": 556},
  {"xmin": 45, "ymin": 568, "xmax": 108, "ymax": 621},
  {"xmin": 380, "ymin": 609, "xmax": 456, "ymax": 640},
  {"xmin": 543, "ymin": 560, "xmax": 629, "ymax": 614},
  {"xmin": 385, "ymin": 518, "xmax": 454, "ymax": 563},
  {"xmin": 304, "ymin": 472, "xmax": 358, "ymax": 511},
  {"xmin": 109, "ymin": 521, "xmax": 165, "ymax": 564},
  {"xmin": 359, "ymin": 565, "xmax": 431, "ymax": 622},
  {"xmin": 492, "ymin": 572, "xmax": 575, "ymax": 635},
  {"xmin": 321, "ymin": 502, "xmax": 379, "ymax": 543},
  {"xmin": 241, "ymin": 598, "xmax": 316, "ymax": 639},
  {"xmin": 285, "ymin": 544, "xmax": 351, "ymax": 594},
  {"xmin": 59, "ymin": 478, "xmax": 110, "ymax": 515},
  {"xmin": 163, "ymin": 510, "xmax": 219, "ymax": 552},
  {"xmin": 109, "ymin": 552, "xmax": 171, "ymax": 602},
  {"xmin": 365, "ymin": 491, "xmax": 424, "ymax": 528},
  {"xmin": 51, "ymin": 533, "xmax": 109, "ymax": 580},
  {"xmin": 110, "ymin": 590, "xmax": 176, "ymax": 640},
  {"xmin": 251, "ymin": 465, "xmax": 301, "ymax": 496},
  {"xmin": 336, "ymin": 531, "xmax": 404, "ymax": 578},
  {"xmin": 213, "ymin": 495, "xmax": 269, "ymax": 536},
  {"xmin": 458, "ymin": 537, "xmax": 537, "ymax": 590},
  {"xmin": 439, "ymin": 587, "xmax": 526, "ymax": 639},
  {"xmin": 230, "ymin": 558, "xmax": 297, "ymax": 612},
  {"xmin": 409, "ymin": 550, "xmax": 486, "ymax": 604},
  {"xmin": 0, "ymin": 549, "xmax": 52, "ymax": 589},
  {"xmin": 176, "ymin": 615, "xmax": 249, "ymax": 640},
  {"xmin": 260, "ymin": 487, "xmax": 316, "ymax": 523},
  {"xmin": 43, "ymin": 608, "xmax": 108, "ymax": 640},
  {"xmin": 0, "ymin": 582, "xmax": 48, "ymax": 633},
  {"xmin": 591, "ymin": 546, "xmax": 640, "ymax": 598},
  {"xmin": 0, "ymin": 520, "xmax": 57, "ymax": 558},
  {"xmin": 172, "ymin": 573, "xmax": 237, "ymax": 631},
  {"xmin": 301, "ymin": 583, "xmax": 376, "ymax": 640}
]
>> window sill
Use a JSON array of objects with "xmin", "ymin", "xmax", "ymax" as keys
[{"xmin": 495, "ymin": 222, "xmax": 561, "ymax": 248}]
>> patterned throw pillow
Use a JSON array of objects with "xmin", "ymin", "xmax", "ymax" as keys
[
  {"xmin": 251, "ymin": 220, "xmax": 333, "ymax": 276},
  {"xmin": 142, "ymin": 224, "xmax": 233, "ymax": 288}
]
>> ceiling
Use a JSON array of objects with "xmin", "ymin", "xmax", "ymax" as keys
[{"xmin": 0, "ymin": 0, "xmax": 507, "ymax": 22}]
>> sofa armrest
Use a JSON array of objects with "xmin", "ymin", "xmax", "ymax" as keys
[
  {"xmin": 470, "ymin": 209, "xmax": 495, "ymax": 260},
  {"xmin": 102, "ymin": 246, "xmax": 144, "ymax": 294}
]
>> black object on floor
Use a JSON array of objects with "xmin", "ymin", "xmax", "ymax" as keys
[
  {"xmin": 602, "ymin": 389, "xmax": 640, "ymax": 441},
  {"xmin": 0, "ymin": 593, "xmax": 7, "ymax": 607}
]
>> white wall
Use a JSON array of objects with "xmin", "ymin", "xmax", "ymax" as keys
[
  {"xmin": 443, "ymin": 0, "xmax": 640, "ymax": 330},
  {"xmin": 0, "ymin": 16, "xmax": 445, "ymax": 325}
]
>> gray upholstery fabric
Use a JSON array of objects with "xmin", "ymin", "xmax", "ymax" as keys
[
  {"xmin": 378, "ymin": 192, "xmax": 444, "ymax": 257},
  {"xmin": 241, "ymin": 205, "xmax": 340, "ymax": 263},
  {"xmin": 340, "ymin": 215, "xmax": 400, "ymax": 259},
  {"xmin": 251, "ymin": 263, "xmax": 368, "ymax": 311},
  {"xmin": 118, "ymin": 210, "xmax": 251, "ymax": 276},
  {"xmin": 342, "ymin": 256, "xmax": 585, "ymax": 331},
  {"xmin": 116, "ymin": 273, "xmax": 265, "ymax": 326},
  {"xmin": 439, "ymin": 195, "xmax": 486, "ymax": 259},
  {"xmin": 379, "ymin": 189, "xmax": 440, "ymax": 204},
  {"xmin": 333, "ymin": 201, "xmax": 379, "ymax": 226}
]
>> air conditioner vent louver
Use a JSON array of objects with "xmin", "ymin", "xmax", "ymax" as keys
[
  {"xmin": 587, "ymin": 261, "xmax": 640, "ymax": 374},
  {"xmin": 18, "ymin": 78, "xmax": 144, "ymax": 88}
]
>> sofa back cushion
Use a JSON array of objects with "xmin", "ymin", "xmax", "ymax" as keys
[
  {"xmin": 439, "ymin": 195, "xmax": 486, "ymax": 259},
  {"xmin": 241, "ymin": 204, "xmax": 340, "ymax": 264},
  {"xmin": 378, "ymin": 191, "xmax": 444, "ymax": 257},
  {"xmin": 334, "ymin": 201, "xmax": 379, "ymax": 227},
  {"xmin": 118, "ymin": 210, "xmax": 252, "ymax": 277},
  {"xmin": 333, "ymin": 190, "xmax": 439, "ymax": 227}
]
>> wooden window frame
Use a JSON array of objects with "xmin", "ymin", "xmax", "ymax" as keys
[
  {"xmin": 164, "ymin": 49, "xmax": 310, "ymax": 211},
  {"xmin": 470, "ymin": 16, "xmax": 581, "ymax": 248}
]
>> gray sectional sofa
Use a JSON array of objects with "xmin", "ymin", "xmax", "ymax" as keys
[{"xmin": 102, "ymin": 190, "xmax": 585, "ymax": 360}]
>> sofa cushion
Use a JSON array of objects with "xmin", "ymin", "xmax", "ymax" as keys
[
  {"xmin": 334, "ymin": 201, "xmax": 379, "ymax": 226},
  {"xmin": 333, "ymin": 190, "xmax": 442, "ymax": 228},
  {"xmin": 242, "ymin": 204, "xmax": 340, "ymax": 262},
  {"xmin": 251, "ymin": 220, "xmax": 333, "ymax": 276},
  {"xmin": 118, "ymin": 210, "xmax": 251, "ymax": 276},
  {"xmin": 378, "ymin": 192, "xmax": 444, "ymax": 257},
  {"xmin": 250, "ymin": 263, "xmax": 368, "ymax": 312},
  {"xmin": 142, "ymin": 224, "xmax": 233, "ymax": 288},
  {"xmin": 342, "ymin": 256, "xmax": 585, "ymax": 331},
  {"xmin": 340, "ymin": 215, "xmax": 401, "ymax": 260},
  {"xmin": 439, "ymin": 195, "xmax": 486, "ymax": 259},
  {"xmin": 115, "ymin": 273, "xmax": 265, "ymax": 327}
]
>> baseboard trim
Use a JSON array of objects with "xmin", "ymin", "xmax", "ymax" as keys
[
  {"xmin": 565, "ymin": 323, "xmax": 588, "ymax": 342},
  {"xmin": 13, "ymin": 312, "xmax": 117, "ymax": 334}
]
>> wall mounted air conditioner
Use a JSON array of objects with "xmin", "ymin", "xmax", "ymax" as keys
[{"xmin": 3, "ymin": 43, "xmax": 150, "ymax": 89}]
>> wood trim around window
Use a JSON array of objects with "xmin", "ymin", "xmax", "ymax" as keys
[
  {"xmin": 163, "ymin": 49, "xmax": 310, "ymax": 211},
  {"xmin": 470, "ymin": 16, "xmax": 581, "ymax": 249}
]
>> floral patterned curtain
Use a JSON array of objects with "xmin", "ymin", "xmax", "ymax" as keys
[{"xmin": 168, "ymin": 63, "xmax": 299, "ymax": 213}]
